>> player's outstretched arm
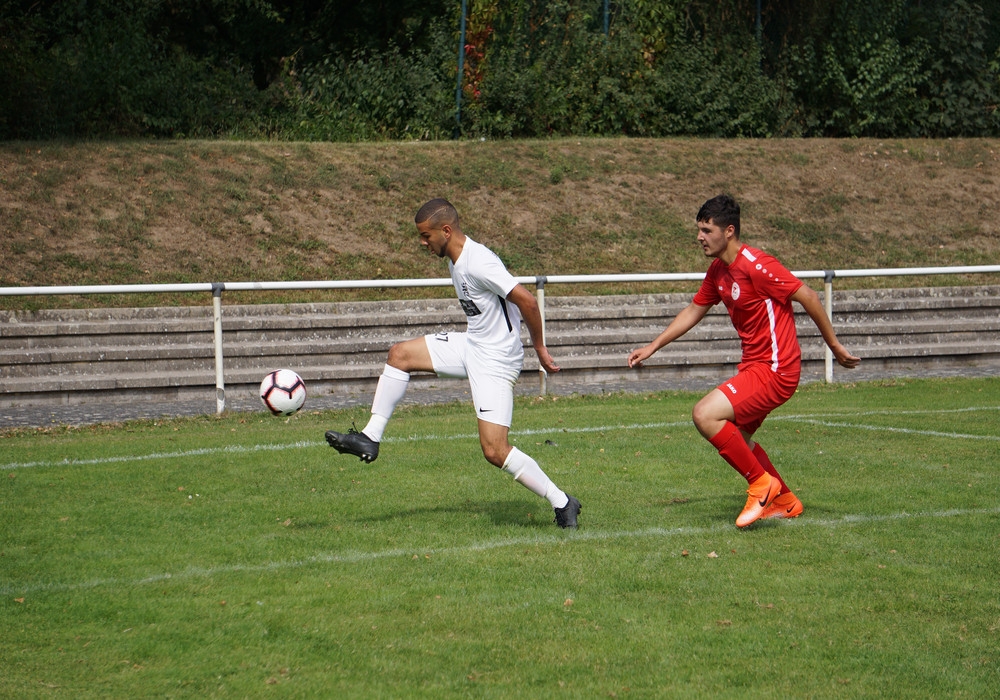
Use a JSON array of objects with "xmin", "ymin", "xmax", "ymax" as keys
[
  {"xmin": 628, "ymin": 303, "xmax": 710, "ymax": 368},
  {"xmin": 508, "ymin": 284, "xmax": 561, "ymax": 374},
  {"xmin": 791, "ymin": 285, "xmax": 861, "ymax": 369}
]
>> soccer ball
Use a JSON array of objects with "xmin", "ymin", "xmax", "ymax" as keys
[{"xmin": 259, "ymin": 369, "xmax": 306, "ymax": 416}]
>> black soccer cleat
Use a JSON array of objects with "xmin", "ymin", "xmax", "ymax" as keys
[
  {"xmin": 325, "ymin": 428, "xmax": 379, "ymax": 463},
  {"xmin": 554, "ymin": 494, "xmax": 581, "ymax": 529}
]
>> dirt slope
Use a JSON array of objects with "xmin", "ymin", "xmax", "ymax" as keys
[{"xmin": 1, "ymin": 137, "xmax": 997, "ymax": 307}]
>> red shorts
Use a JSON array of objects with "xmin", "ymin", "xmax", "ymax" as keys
[{"xmin": 717, "ymin": 362, "xmax": 800, "ymax": 435}]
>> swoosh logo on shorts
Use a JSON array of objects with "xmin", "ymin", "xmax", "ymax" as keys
[{"xmin": 478, "ymin": 407, "xmax": 492, "ymax": 413}]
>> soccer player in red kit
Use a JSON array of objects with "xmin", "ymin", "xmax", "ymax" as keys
[{"xmin": 627, "ymin": 194, "xmax": 860, "ymax": 527}]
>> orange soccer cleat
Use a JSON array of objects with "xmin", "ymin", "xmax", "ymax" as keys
[
  {"xmin": 761, "ymin": 491, "xmax": 804, "ymax": 520},
  {"xmin": 735, "ymin": 472, "xmax": 781, "ymax": 528}
]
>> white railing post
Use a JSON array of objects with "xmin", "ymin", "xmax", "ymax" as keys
[
  {"xmin": 535, "ymin": 276, "xmax": 547, "ymax": 396},
  {"xmin": 824, "ymin": 270, "xmax": 835, "ymax": 383},
  {"xmin": 212, "ymin": 283, "xmax": 226, "ymax": 414}
]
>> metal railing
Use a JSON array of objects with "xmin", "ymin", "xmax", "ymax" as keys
[{"xmin": 3, "ymin": 265, "xmax": 999, "ymax": 413}]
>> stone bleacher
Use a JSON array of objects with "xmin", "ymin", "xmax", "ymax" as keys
[{"xmin": 1, "ymin": 286, "xmax": 998, "ymax": 415}]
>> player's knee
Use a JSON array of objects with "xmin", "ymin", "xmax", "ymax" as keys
[
  {"xmin": 386, "ymin": 342, "xmax": 407, "ymax": 367},
  {"xmin": 691, "ymin": 401, "xmax": 720, "ymax": 439},
  {"xmin": 386, "ymin": 340, "xmax": 424, "ymax": 372},
  {"xmin": 691, "ymin": 401, "xmax": 709, "ymax": 429},
  {"xmin": 481, "ymin": 449, "xmax": 505, "ymax": 468},
  {"xmin": 480, "ymin": 443, "xmax": 507, "ymax": 467}
]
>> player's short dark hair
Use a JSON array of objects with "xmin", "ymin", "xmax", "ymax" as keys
[
  {"xmin": 415, "ymin": 198, "xmax": 459, "ymax": 229},
  {"xmin": 697, "ymin": 194, "xmax": 740, "ymax": 238}
]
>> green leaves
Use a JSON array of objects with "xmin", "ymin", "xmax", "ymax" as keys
[{"xmin": 1, "ymin": 0, "xmax": 998, "ymax": 139}]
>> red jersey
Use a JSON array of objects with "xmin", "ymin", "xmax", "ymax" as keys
[{"xmin": 693, "ymin": 244, "xmax": 804, "ymax": 372}]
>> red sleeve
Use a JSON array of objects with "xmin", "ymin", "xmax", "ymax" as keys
[
  {"xmin": 692, "ymin": 260, "xmax": 722, "ymax": 307},
  {"xmin": 750, "ymin": 253, "xmax": 802, "ymax": 303}
]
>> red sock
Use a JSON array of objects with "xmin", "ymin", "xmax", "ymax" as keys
[
  {"xmin": 708, "ymin": 421, "xmax": 765, "ymax": 483},
  {"xmin": 752, "ymin": 443, "xmax": 789, "ymax": 495}
]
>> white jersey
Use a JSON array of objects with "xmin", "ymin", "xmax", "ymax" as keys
[{"xmin": 449, "ymin": 237, "xmax": 524, "ymax": 366}]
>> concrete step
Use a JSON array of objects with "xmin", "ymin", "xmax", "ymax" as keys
[
  {"xmin": 2, "ymin": 336, "xmax": 995, "ymax": 397},
  {"xmin": 3, "ymin": 285, "xmax": 996, "ymax": 330},
  {"xmin": 1, "ymin": 286, "xmax": 998, "ymax": 410},
  {"xmin": 0, "ymin": 364, "xmax": 382, "ymax": 393},
  {"xmin": 5, "ymin": 315, "xmax": 992, "ymax": 379},
  {"xmin": 2, "ymin": 289, "xmax": 996, "ymax": 343},
  {"xmin": 2, "ymin": 312, "xmax": 994, "ymax": 364}
]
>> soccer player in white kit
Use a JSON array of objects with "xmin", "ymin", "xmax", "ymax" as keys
[{"xmin": 326, "ymin": 198, "xmax": 581, "ymax": 529}]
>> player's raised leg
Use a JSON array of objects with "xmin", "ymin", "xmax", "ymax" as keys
[{"xmin": 325, "ymin": 337, "xmax": 434, "ymax": 463}]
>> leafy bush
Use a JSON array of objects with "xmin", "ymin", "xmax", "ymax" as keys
[
  {"xmin": 290, "ymin": 35, "xmax": 455, "ymax": 142},
  {"xmin": 2, "ymin": 0, "xmax": 270, "ymax": 139},
  {"xmin": 0, "ymin": 2, "xmax": 55, "ymax": 138},
  {"xmin": 779, "ymin": 0, "xmax": 928, "ymax": 137},
  {"xmin": 643, "ymin": 36, "xmax": 782, "ymax": 137},
  {"xmin": 777, "ymin": 0, "xmax": 1000, "ymax": 137},
  {"xmin": 1, "ymin": 0, "xmax": 997, "ymax": 140},
  {"xmin": 461, "ymin": 1, "xmax": 780, "ymax": 138},
  {"xmin": 916, "ymin": 0, "xmax": 1000, "ymax": 135}
]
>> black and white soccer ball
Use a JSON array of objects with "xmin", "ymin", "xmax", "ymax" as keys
[{"xmin": 259, "ymin": 369, "xmax": 306, "ymax": 416}]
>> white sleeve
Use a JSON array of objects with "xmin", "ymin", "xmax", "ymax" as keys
[{"xmin": 474, "ymin": 246, "xmax": 518, "ymax": 298}]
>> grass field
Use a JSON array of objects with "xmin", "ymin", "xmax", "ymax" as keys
[{"xmin": 2, "ymin": 377, "xmax": 998, "ymax": 698}]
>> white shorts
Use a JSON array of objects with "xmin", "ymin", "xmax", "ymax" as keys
[{"xmin": 424, "ymin": 332, "xmax": 519, "ymax": 427}]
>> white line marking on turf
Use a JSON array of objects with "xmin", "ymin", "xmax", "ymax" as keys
[
  {"xmin": 780, "ymin": 406, "xmax": 1000, "ymax": 418},
  {"xmin": 773, "ymin": 417, "xmax": 1000, "ymax": 441},
  {"xmin": 4, "ymin": 404, "xmax": 999, "ymax": 471},
  {"xmin": 3, "ymin": 506, "xmax": 998, "ymax": 597},
  {"xmin": 0, "ymin": 440, "xmax": 321, "ymax": 471},
  {"xmin": 0, "ymin": 422, "xmax": 692, "ymax": 471}
]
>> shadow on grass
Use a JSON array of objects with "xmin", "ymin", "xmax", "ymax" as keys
[{"xmin": 349, "ymin": 498, "xmax": 557, "ymax": 530}]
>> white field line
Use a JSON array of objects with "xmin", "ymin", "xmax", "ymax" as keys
[
  {"xmin": 2, "ymin": 440, "xmax": 324, "ymax": 471},
  {"xmin": 3, "ymin": 405, "xmax": 999, "ymax": 471},
  {"xmin": 0, "ymin": 422, "xmax": 690, "ymax": 471},
  {"xmin": 3, "ymin": 506, "xmax": 998, "ymax": 597},
  {"xmin": 771, "ymin": 417, "xmax": 1000, "ymax": 441}
]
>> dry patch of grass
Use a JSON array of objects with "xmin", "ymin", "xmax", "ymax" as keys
[{"xmin": 1, "ymin": 138, "xmax": 998, "ymax": 308}]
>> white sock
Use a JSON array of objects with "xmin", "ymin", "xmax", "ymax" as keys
[
  {"xmin": 363, "ymin": 364, "xmax": 409, "ymax": 442},
  {"xmin": 502, "ymin": 447, "xmax": 569, "ymax": 509}
]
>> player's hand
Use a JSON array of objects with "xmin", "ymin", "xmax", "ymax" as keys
[
  {"xmin": 832, "ymin": 343, "xmax": 861, "ymax": 369},
  {"xmin": 536, "ymin": 347, "xmax": 560, "ymax": 374},
  {"xmin": 627, "ymin": 346, "xmax": 653, "ymax": 369}
]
